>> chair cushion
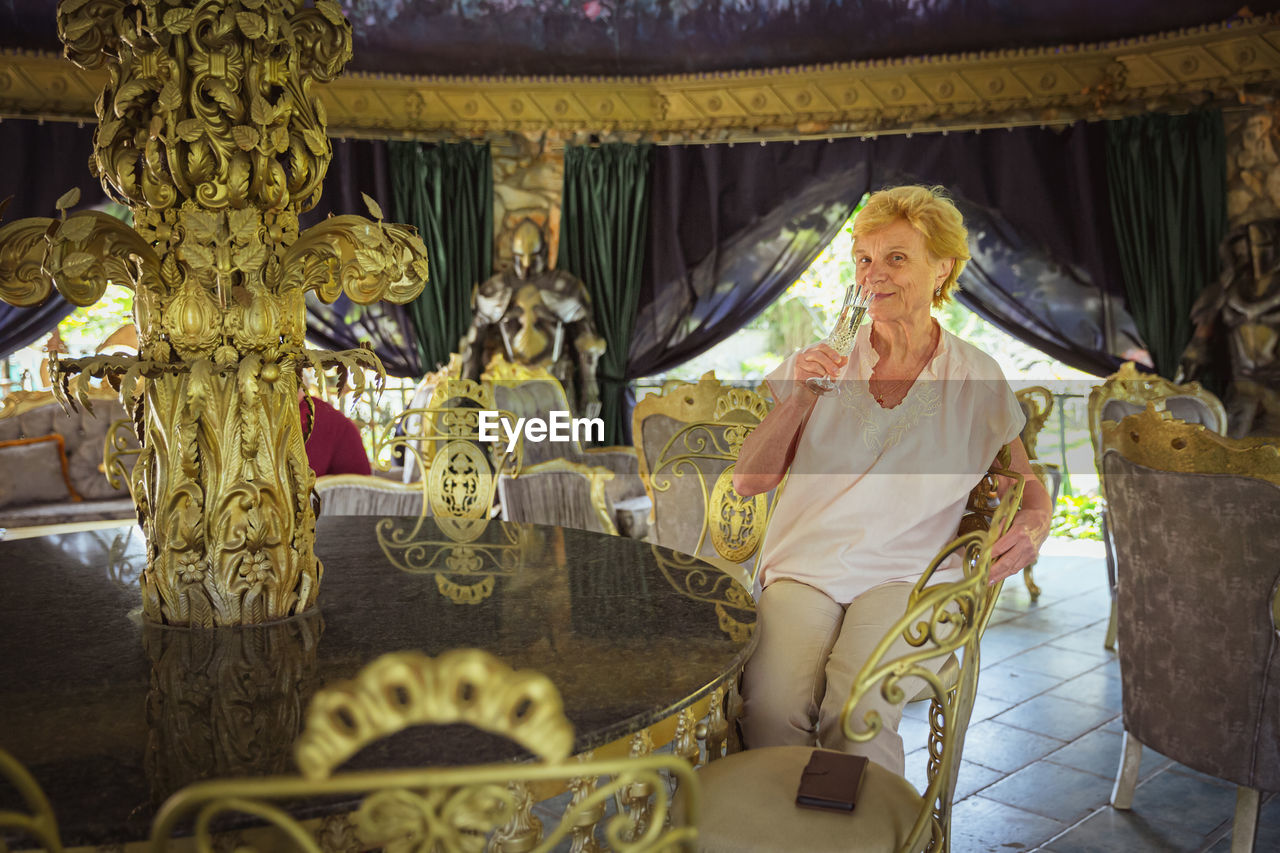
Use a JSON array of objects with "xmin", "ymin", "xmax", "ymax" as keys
[
  {"xmin": 0, "ymin": 435, "xmax": 76, "ymax": 509},
  {"xmin": 693, "ymin": 746, "xmax": 925, "ymax": 853}
]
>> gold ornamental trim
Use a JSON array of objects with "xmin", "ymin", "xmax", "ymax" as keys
[
  {"xmin": 1087, "ymin": 361, "xmax": 1229, "ymax": 495},
  {"xmin": 5, "ymin": 15, "xmax": 1280, "ymax": 141},
  {"xmin": 1100, "ymin": 403, "xmax": 1280, "ymax": 487}
]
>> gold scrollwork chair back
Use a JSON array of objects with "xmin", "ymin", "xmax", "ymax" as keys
[
  {"xmin": 1101, "ymin": 405, "xmax": 1280, "ymax": 851},
  {"xmin": 392, "ymin": 355, "xmax": 464, "ymax": 483},
  {"xmin": 633, "ymin": 373, "xmax": 776, "ymax": 589},
  {"xmin": 0, "ymin": 748, "xmax": 64, "ymax": 853},
  {"xmin": 483, "ymin": 358, "xmax": 577, "ymax": 468},
  {"xmin": 149, "ymin": 649, "xmax": 698, "ymax": 853},
  {"xmin": 1012, "ymin": 386, "xmax": 1061, "ymax": 601},
  {"xmin": 1088, "ymin": 362, "xmax": 1228, "ymax": 474},
  {"xmin": 692, "ymin": 477, "xmax": 1022, "ymax": 853},
  {"xmin": 1088, "ymin": 362, "xmax": 1228, "ymax": 648},
  {"xmin": 485, "ymin": 356, "xmax": 648, "ymax": 513},
  {"xmin": 379, "ymin": 378, "xmax": 521, "ymax": 521}
]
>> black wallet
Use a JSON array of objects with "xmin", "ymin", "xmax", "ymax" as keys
[{"xmin": 795, "ymin": 749, "xmax": 868, "ymax": 813}]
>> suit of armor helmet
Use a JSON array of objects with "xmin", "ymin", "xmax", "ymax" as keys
[
  {"xmin": 457, "ymin": 220, "xmax": 606, "ymax": 419},
  {"xmin": 1179, "ymin": 218, "xmax": 1280, "ymax": 438}
]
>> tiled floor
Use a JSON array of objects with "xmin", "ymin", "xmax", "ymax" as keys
[{"xmin": 897, "ymin": 538, "xmax": 1277, "ymax": 853}]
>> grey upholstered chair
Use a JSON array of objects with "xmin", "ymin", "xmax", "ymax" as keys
[
  {"xmin": 632, "ymin": 373, "xmax": 776, "ymax": 591},
  {"xmin": 498, "ymin": 458, "xmax": 619, "ymax": 535},
  {"xmin": 1101, "ymin": 405, "xmax": 1280, "ymax": 853},
  {"xmin": 313, "ymin": 473, "xmax": 428, "ymax": 518},
  {"xmin": 484, "ymin": 358, "xmax": 648, "ymax": 533},
  {"xmin": 1088, "ymin": 361, "xmax": 1228, "ymax": 649}
]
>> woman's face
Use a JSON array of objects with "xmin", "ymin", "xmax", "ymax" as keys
[{"xmin": 852, "ymin": 218, "xmax": 954, "ymax": 326}]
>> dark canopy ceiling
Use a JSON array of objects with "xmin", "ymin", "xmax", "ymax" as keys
[{"xmin": 2, "ymin": 1, "xmax": 1276, "ymax": 77}]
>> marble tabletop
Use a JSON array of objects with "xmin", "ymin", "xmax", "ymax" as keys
[{"xmin": 0, "ymin": 516, "xmax": 756, "ymax": 847}]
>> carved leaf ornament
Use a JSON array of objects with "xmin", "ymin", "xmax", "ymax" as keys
[{"xmin": 0, "ymin": 0, "xmax": 429, "ymax": 625}]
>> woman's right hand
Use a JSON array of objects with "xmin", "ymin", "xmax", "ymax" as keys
[{"xmin": 793, "ymin": 343, "xmax": 848, "ymax": 391}]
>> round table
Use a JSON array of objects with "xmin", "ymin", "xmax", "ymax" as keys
[{"xmin": 0, "ymin": 516, "xmax": 756, "ymax": 847}]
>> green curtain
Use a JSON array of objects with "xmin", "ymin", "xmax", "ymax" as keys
[
  {"xmin": 389, "ymin": 141, "xmax": 493, "ymax": 373},
  {"xmin": 560, "ymin": 143, "xmax": 653, "ymax": 446},
  {"xmin": 1105, "ymin": 111, "xmax": 1226, "ymax": 380}
]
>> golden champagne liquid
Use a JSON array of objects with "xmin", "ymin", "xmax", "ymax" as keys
[{"xmin": 825, "ymin": 305, "xmax": 867, "ymax": 355}]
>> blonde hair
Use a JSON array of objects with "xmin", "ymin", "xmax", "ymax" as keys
[{"xmin": 852, "ymin": 185, "xmax": 970, "ymax": 307}]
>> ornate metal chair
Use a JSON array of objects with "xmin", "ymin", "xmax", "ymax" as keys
[
  {"xmin": 394, "ymin": 355, "xmax": 464, "ymax": 484},
  {"xmin": 1088, "ymin": 361, "xmax": 1228, "ymax": 649},
  {"xmin": 313, "ymin": 473, "xmax": 428, "ymax": 518},
  {"xmin": 1013, "ymin": 385, "xmax": 1061, "ymax": 601},
  {"xmin": 484, "ymin": 356, "xmax": 648, "ymax": 528},
  {"xmin": 0, "ymin": 748, "xmax": 64, "ymax": 853},
  {"xmin": 149, "ymin": 649, "xmax": 698, "ymax": 852},
  {"xmin": 632, "ymin": 373, "xmax": 776, "ymax": 591},
  {"xmin": 690, "ymin": 473, "xmax": 1021, "ymax": 853},
  {"xmin": 498, "ymin": 457, "xmax": 619, "ymax": 535},
  {"xmin": 1101, "ymin": 405, "xmax": 1280, "ymax": 853},
  {"xmin": 380, "ymin": 378, "xmax": 522, "ymax": 521}
]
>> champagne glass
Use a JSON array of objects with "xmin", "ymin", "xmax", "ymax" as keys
[{"xmin": 806, "ymin": 283, "xmax": 873, "ymax": 395}]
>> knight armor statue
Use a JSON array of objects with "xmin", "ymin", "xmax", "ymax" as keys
[
  {"xmin": 457, "ymin": 219, "xmax": 606, "ymax": 419},
  {"xmin": 1179, "ymin": 218, "xmax": 1280, "ymax": 437}
]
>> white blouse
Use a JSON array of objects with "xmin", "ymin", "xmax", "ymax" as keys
[{"xmin": 759, "ymin": 326, "xmax": 1024, "ymax": 604}]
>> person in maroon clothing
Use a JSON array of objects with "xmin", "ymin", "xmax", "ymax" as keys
[{"xmin": 300, "ymin": 394, "xmax": 371, "ymax": 476}]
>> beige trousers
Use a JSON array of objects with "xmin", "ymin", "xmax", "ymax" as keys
[{"xmin": 739, "ymin": 579, "xmax": 951, "ymax": 775}]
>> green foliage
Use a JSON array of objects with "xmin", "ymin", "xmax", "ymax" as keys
[
  {"xmin": 57, "ymin": 285, "xmax": 134, "ymax": 357},
  {"xmin": 1050, "ymin": 492, "xmax": 1104, "ymax": 541}
]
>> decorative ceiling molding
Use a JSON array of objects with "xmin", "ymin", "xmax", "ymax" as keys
[{"xmin": 3, "ymin": 15, "xmax": 1280, "ymax": 142}]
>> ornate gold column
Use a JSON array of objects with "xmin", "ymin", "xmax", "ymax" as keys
[{"xmin": 0, "ymin": 0, "xmax": 429, "ymax": 626}]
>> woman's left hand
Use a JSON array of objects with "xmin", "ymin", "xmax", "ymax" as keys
[
  {"xmin": 989, "ymin": 509, "xmax": 1051, "ymax": 584},
  {"xmin": 987, "ymin": 440, "xmax": 1054, "ymax": 585}
]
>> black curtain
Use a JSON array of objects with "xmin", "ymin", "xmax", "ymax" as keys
[
  {"xmin": 631, "ymin": 141, "xmax": 869, "ymax": 380},
  {"xmin": 0, "ymin": 119, "xmax": 108, "ymax": 359},
  {"xmin": 390, "ymin": 140, "xmax": 493, "ymax": 374},
  {"xmin": 1105, "ymin": 111, "xmax": 1227, "ymax": 379},
  {"xmin": 634, "ymin": 126, "xmax": 1141, "ymax": 391},
  {"xmin": 301, "ymin": 137, "xmax": 424, "ymax": 377},
  {"xmin": 872, "ymin": 123, "xmax": 1139, "ymax": 377}
]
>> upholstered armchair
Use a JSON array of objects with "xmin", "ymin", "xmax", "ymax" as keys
[
  {"xmin": 690, "ymin": 475, "xmax": 1021, "ymax": 853},
  {"xmin": 484, "ymin": 357, "xmax": 649, "ymax": 533},
  {"xmin": 1101, "ymin": 405, "xmax": 1280, "ymax": 852},
  {"xmin": 149, "ymin": 649, "xmax": 699, "ymax": 852},
  {"xmin": 1013, "ymin": 385, "xmax": 1061, "ymax": 601},
  {"xmin": 313, "ymin": 473, "xmax": 428, "ymax": 518},
  {"xmin": 498, "ymin": 457, "xmax": 619, "ymax": 535},
  {"xmin": 632, "ymin": 373, "xmax": 776, "ymax": 591},
  {"xmin": 1088, "ymin": 361, "xmax": 1228, "ymax": 649}
]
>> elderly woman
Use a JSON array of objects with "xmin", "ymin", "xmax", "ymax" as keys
[{"xmin": 733, "ymin": 185, "xmax": 1052, "ymax": 774}]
